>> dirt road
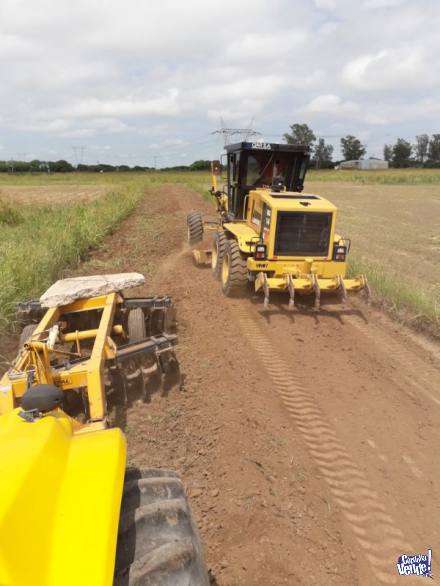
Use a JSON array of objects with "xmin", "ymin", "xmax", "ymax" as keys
[{"xmin": 8, "ymin": 184, "xmax": 440, "ymax": 584}]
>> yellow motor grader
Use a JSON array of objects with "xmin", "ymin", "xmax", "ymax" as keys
[
  {"xmin": 187, "ymin": 142, "xmax": 369, "ymax": 308},
  {"xmin": 0, "ymin": 274, "xmax": 208, "ymax": 586}
]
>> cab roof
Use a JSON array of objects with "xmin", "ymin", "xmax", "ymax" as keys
[{"xmin": 225, "ymin": 141, "xmax": 310, "ymax": 154}]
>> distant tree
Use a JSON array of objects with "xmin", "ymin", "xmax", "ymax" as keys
[
  {"xmin": 391, "ymin": 138, "xmax": 412, "ymax": 167},
  {"xmin": 51, "ymin": 159, "xmax": 74, "ymax": 172},
  {"xmin": 189, "ymin": 160, "xmax": 211, "ymax": 171},
  {"xmin": 340, "ymin": 135, "xmax": 366, "ymax": 161},
  {"xmin": 284, "ymin": 123, "xmax": 316, "ymax": 148},
  {"xmin": 29, "ymin": 159, "xmax": 42, "ymax": 172},
  {"xmin": 428, "ymin": 134, "xmax": 440, "ymax": 165},
  {"xmin": 313, "ymin": 138, "xmax": 334, "ymax": 169},
  {"xmin": 383, "ymin": 144, "xmax": 392, "ymax": 163},
  {"xmin": 415, "ymin": 134, "xmax": 429, "ymax": 166}
]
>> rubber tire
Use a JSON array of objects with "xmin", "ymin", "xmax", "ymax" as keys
[
  {"xmin": 114, "ymin": 468, "xmax": 210, "ymax": 586},
  {"xmin": 221, "ymin": 239, "xmax": 249, "ymax": 297},
  {"xmin": 211, "ymin": 230, "xmax": 227, "ymax": 280},
  {"xmin": 187, "ymin": 212, "xmax": 203, "ymax": 244},
  {"xmin": 127, "ymin": 308, "xmax": 147, "ymax": 342},
  {"xmin": 18, "ymin": 324, "xmax": 37, "ymax": 348}
]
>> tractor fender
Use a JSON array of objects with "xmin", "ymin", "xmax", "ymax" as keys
[{"xmin": 0, "ymin": 409, "xmax": 126, "ymax": 586}]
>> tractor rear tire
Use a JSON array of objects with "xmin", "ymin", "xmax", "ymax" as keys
[
  {"xmin": 128, "ymin": 308, "xmax": 147, "ymax": 342},
  {"xmin": 114, "ymin": 468, "xmax": 209, "ymax": 586},
  {"xmin": 221, "ymin": 239, "xmax": 248, "ymax": 297},
  {"xmin": 18, "ymin": 324, "xmax": 37, "ymax": 348},
  {"xmin": 211, "ymin": 230, "xmax": 227, "ymax": 280},
  {"xmin": 187, "ymin": 212, "xmax": 203, "ymax": 244}
]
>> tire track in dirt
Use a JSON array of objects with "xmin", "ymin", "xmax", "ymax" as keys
[
  {"xmin": 234, "ymin": 306, "xmax": 414, "ymax": 585},
  {"xmin": 343, "ymin": 313, "xmax": 440, "ymax": 408}
]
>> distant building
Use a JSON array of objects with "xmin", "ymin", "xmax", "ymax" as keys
[{"xmin": 338, "ymin": 157, "xmax": 389, "ymax": 170}]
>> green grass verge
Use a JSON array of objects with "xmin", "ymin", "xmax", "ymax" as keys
[
  {"xmin": 348, "ymin": 257, "xmax": 440, "ymax": 336},
  {"xmin": 0, "ymin": 180, "xmax": 145, "ymax": 330}
]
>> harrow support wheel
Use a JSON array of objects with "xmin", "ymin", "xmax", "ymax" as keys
[
  {"xmin": 186, "ymin": 211, "xmax": 203, "ymax": 244},
  {"xmin": 221, "ymin": 239, "xmax": 248, "ymax": 297},
  {"xmin": 114, "ymin": 468, "xmax": 209, "ymax": 586},
  {"xmin": 127, "ymin": 308, "xmax": 147, "ymax": 342},
  {"xmin": 211, "ymin": 230, "xmax": 227, "ymax": 280},
  {"xmin": 18, "ymin": 323, "xmax": 37, "ymax": 348}
]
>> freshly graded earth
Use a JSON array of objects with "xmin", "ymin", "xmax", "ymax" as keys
[{"xmin": 4, "ymin": 183, "xmax": 439, "ymax": 585}]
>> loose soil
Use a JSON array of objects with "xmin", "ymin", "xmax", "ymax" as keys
[{"xmin": 3, "ymin": 183, "xmax": 439, "ymax": 585}]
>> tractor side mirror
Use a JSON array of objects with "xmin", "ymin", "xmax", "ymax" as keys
[{"xmin": 211, "ymin": 160, "xmax": 221, "ymax": 176}]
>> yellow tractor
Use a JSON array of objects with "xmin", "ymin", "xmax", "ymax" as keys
[
  {"xmin": 188, "ymin": 142, "xmax": 369, "ymax": 308},
  {"xmin": 0, "ymin": 274, "xmax": 209, "ymax": 586}
]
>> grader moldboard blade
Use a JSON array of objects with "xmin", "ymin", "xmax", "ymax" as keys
[{"xmin": 0, "ymin": 274, "xmax": 209, "ymax": 586}]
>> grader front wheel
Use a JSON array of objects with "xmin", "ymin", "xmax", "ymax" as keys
[
  {"xmin": 221, "ymin": 240, "xmax": 248, "ymax": 297},
  {"xmin": 211, "ymin": 230, "xmax": 227, "ymax": 280}
]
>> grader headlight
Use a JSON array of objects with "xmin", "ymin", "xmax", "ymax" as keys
[
  {"xmin": 255, "ymin": 244, "xmax": 267, "ymax": 260},
  {"xmin": 333, "ymin": 245, "xmax": 347, "ymax": 261}
]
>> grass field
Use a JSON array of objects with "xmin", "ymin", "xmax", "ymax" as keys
[{"xmin": 1, "ymin": 169, "xmax": 439, "ymax": 335}]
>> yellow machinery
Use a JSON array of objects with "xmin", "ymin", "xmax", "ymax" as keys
[
  {"xmin": 187, "ymin": 142, "xmax": 369, "ymax": 308},
  {"xmin": 0, "ymin": 275, "xmax": 208, "ymax": 586}
]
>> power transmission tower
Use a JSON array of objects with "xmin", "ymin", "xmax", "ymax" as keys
[
  {"xmin": 72, "ymin": 145, "xmax": 86, "ymax": 167},
  {"xmin": 212, "ymin": 117, "xmax": 262, "ymax": 146}
]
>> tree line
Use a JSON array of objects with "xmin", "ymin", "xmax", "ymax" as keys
[
  {"xmin": 383, "ymin": 134, "xmax": 440, "ymax": 168},
  {"xmin": 284, "ymin": 123, "xmax": 440, "ymax": 168},
  {"xmin": 0, "ymin": 159, "xmax": 212, "ymax": 173},
  {"xmin": 284, "ymin": 124, "xmax": 366, "ymax": 168}
]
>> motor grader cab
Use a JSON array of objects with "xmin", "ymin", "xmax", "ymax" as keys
[
  {"xmin": 188, "ymin": 142, "xmax": 369, "ymax": 308},
  {"xmin": 0, "ymin": 274, "xmax": 209, "ymax": 586}
]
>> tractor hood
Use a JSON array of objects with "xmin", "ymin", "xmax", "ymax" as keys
[{"xmin": 0, "ymin": 409, "xmax": 126, "ymax": 586}]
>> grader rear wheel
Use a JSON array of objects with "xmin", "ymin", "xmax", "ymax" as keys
[
  {"xmin": 114, "ymin": 468, "xmax": 209, "ymax": 586},
  {"xmin": 211, "ymin": 230, "xmax": 227, "ymax": 280},
  {"xmin": 221, "ymin": 240, "xmax": 248, "ymax": 297},
  {"xmin": 186, "ymin": 212, "xmax": 203, "ymax": 244}
]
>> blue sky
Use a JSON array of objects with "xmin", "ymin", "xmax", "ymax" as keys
[{"xmin": 0, "ymin": 0, "xmax": 438, "ymax": 166}]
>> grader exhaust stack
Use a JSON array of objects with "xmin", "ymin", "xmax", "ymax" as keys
[{"xmin": 187, "ymin": 141, "xmax": 369, "ymax": 309}]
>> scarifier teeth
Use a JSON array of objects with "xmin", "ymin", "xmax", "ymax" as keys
[
  {"xmin": 312, "ymin": 275, "xmax": 321, "ymax": 310},
  {"xmin": 364, "ymin": 277, "xmax": 372, "ymax": 304},
  {"xmin": 287, "ymin": 274, "xmax": 295, "ymax": 310},
  {"xmin": 339, "ymin": 276, "xmax": 347, "ymax": 303},
  {"xmin": 262, "ymin": 273, "xmax": 270, "ymax": 308}
]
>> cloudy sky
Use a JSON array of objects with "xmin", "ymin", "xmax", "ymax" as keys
[{"xmin": 0, "ymin": 0, "xmax": 439, "ymax": 166}]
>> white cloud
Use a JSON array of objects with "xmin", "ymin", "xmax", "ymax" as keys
[
  {"xmin": 364, "ymin": 0, "xmax": 405, "ymax": 7},
  {"xmin": 342, "ymin": 48, "xmax": 435, "ymax": 90},
  {"xmin": 0, "ymin": 0, "xmax": 439, "ymax": 163},
  {"xmin": 300, "ymin": 94, "xmax": 359, "ymax": 116},
  {"xmin": 314, "ymin": 0, "xmax": 336, "ymax": 9}
]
